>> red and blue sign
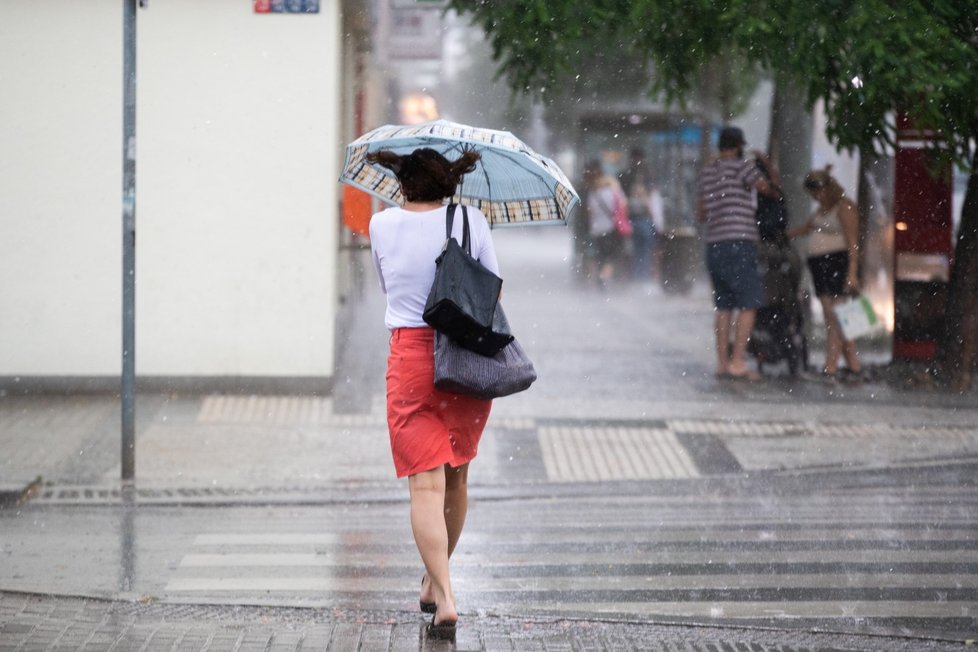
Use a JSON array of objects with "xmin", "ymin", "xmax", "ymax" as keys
[{"xmin": 254, "ymin": 0, "xmax": 319, "ymax": 13}]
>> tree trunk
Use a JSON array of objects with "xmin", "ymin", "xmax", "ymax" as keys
[
  {"xmin": 936, "ymin": 150, "xmax": 978, "ymax": 391},
  {"xmin": 767, "ymin": 74, "xmax": 813, "ymax": 232},
  {"xmin": 856, "ymin": 150, "xmax": 874, "ymax": 283}
]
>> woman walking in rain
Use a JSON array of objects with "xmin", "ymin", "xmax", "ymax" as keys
[
  {"xmin": 789, "ymin": 166, "xmax": 863, "ymax": 381},
  {"xmin": 366, "ymin": 147, "xmax": 497, "ymax": 640}
]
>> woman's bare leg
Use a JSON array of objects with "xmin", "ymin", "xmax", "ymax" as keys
[
  {"xmin": 821, "ymin": 296, "xmax": 843, "ymax": 374},
  {"xmin": 409, "ymin": 466, "xmax": 458, "ymax": 626},
  {"xmin": 420, "ymin": 464, "xmax": 469, "ymax": 607},
  {"xmin": 842, "ymin": 339, "xmax": 861, "ymax": 373},
  {"xmin": 832, "ymin": 296, "xmax": 862, "ymax": 373},
  {"xmin": 444, "ymin": 463, "xmax": 469, "ymax": 555}
]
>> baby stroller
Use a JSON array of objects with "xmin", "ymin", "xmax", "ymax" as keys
[
  {"xmin": 750, "ymin": 235, "xmax": 809, "ymax": 375},
  {"xmin": 748, "ymin": 166, "xmax": 809, "ymax": 375}
]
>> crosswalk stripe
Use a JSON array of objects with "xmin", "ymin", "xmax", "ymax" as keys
[
  {"xmin": 166, "ymin": 574, "xmax": 978, "ymax": 592},
  {"xmin": 532, "ymin": 600, "xmax": 978, "ymax": 619},
  {"xmin": 186, "ymin": 525, "xmax": 978, "ymax": 544},
  {"xmin": 175, "ymin": 550, "xmax": 978, "ymax": 566}
]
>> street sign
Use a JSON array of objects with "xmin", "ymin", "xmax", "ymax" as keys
[{"xmin": 254, "ymin": 0, "xmax": 319, "ymax": 13}]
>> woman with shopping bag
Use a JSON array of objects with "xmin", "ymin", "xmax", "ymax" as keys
[{"xmin": 788, "ymin": 166, "xmax": 863, "ymax": 381}]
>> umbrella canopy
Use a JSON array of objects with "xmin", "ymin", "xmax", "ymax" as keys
[{"xmin": 339, "ymin": 119, "xmax": 579, "ymax": 226}]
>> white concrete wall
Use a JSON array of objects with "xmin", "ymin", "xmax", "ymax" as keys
[
  {"xmin": 0, "ymin": 0, "xmax": 341, "ymax": 382},
  {"xmin": 0, "ymin": 1, "xmax": 121, "ymax": 376}
]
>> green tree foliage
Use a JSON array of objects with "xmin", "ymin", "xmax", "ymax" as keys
[
  {"xmin": 449, "ymin": 1, "xmax": 620, "ymax": 94},
  {"xmin": 732, "ymin": 1, "xmax": 977, "ymax": 163},
  {"xmin": 448, "ymin": 0, "xmax": 758, "ymax": 117},
  {"xmin": 450, "ymin": 1, "xmax": 975, "ymax": 159}
]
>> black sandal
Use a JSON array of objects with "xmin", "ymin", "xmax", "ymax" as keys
[
  {"xmin": 426, "ymin": 617, "xmax": 457, "ymax": 640},
  {"xmin": 419, "ymin": 576, "xmax": 435, "ymax": 614}
]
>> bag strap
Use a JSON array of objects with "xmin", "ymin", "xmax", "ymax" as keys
[{"xmin": 445, "ymin": 204, "xmax": 471, "ymax": 254}]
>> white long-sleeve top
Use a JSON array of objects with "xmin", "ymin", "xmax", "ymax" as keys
[{"xmin": 369, "ymin": 204, "xmax": 500, "ymax": 330}]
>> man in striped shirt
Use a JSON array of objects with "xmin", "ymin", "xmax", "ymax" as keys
[{"xmin": 697, "ymin": 126, "xmax": 778, "ymax": 381}]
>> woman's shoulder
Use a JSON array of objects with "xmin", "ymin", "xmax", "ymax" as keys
[
  {"xmin": 372, "ymin": 205, "xmax": 402, "ymax": 219},
  {"xmin": 370, "ymin": 205, "xmax": 407, "ymax": 227},
  {"xmin": 368, "ymin": 206, "xmax": 404, "ymax": 239}
]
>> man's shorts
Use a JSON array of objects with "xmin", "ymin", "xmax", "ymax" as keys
[{"xmin": 705, "ymin": 240, "xmax": 764, "ymax": 310}]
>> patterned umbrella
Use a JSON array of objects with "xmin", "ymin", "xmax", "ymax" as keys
[{"xmin": 339, "ymin": 119, "xmax": 579, "ymax": 226}]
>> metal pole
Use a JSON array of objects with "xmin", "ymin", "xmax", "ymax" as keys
[{"xmin": 122, "ymin": 0, "xmax": 137, "ymax": 480}]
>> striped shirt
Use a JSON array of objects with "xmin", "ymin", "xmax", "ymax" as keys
[{"xmin": 698, "ymin": 158, "xmax": 762, "ymax": 243}]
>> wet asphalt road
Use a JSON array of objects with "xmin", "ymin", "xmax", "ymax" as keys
[{"xmin": 1, "ymin": 227, "xmax": 976, "ymax": 650}]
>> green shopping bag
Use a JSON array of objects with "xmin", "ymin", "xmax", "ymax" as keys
[{"xmin": 834, "ymin": 295, "xmax": 880, "ymax": 340}]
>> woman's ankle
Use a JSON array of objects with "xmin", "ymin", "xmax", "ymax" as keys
[{"xmin": 434, "ymin": 600, "xmax": 458, "ymax": 626}]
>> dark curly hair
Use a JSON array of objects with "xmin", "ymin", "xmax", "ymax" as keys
[{"xmin": 365, "ymin": 147, "xmax": 481, "ymax": 202}]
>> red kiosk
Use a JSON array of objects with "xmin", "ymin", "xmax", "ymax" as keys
[{"xmin": 891, "ymin": 114, "xmax": 954, "ymax": 360}]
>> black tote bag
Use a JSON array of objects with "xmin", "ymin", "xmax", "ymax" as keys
[{"xmin": 423, "ymin": 204, "xmax": 514, "ymax": 356}]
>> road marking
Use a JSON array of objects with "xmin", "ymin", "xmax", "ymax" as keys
[
  {"xmin": 535, "ymin": 600, "xmax": 978, "ymax": 619},
  {"xmin": 175, "ymin": 549, "xmax": 978, "ymax": 568},
  {"xmin": 165, "ymin": 574, "xmax": 978, "ymax": 593}
]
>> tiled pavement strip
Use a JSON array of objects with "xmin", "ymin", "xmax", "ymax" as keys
[{"xmin": 0, "ymin": 592, "xmax": 965, "ymax": 651}]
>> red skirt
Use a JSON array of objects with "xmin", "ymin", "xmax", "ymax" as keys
[{"xmin": 386, "ymin": 328, "xmax": 492, "ymax": 478}]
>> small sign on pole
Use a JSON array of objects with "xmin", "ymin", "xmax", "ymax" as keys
[{"xmin": 255, "ymin": 0, "xmax": 318, "ymax": 12}]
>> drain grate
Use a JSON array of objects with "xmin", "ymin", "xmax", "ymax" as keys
[{"xmin": 668, "ymin": 419, "xmax": 978, "ymax": 440}]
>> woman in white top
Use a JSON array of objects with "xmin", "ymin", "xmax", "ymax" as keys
[
  {"xmin": 583, "ymin": 159, "xmax": 630, "ymax": 288},
  {"xmin": 367, "ymin": 147, "xmax": 498, "ymax": 639},
  {"xmin": 788, "ymin": 167, "xmax": 862, "ymax": 379}
]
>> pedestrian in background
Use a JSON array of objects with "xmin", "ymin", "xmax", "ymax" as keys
[
  {"xmin": 367, "ymin": 147, "xmax": 498, "ymax": 639},
  {"xmin": 788, "ymin": 166, "xmax": 863, "ymax": 380},
  {"xmin": 583, "ymin": 159, "xmax": 631, "ymax": 289},
  {"xmin": 619, "ymin": 148, "xmax": 659, "ymax": 281},
  {"xmin": 696, "ymin": 126, "xmax": 778, "ymax": 381}
]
